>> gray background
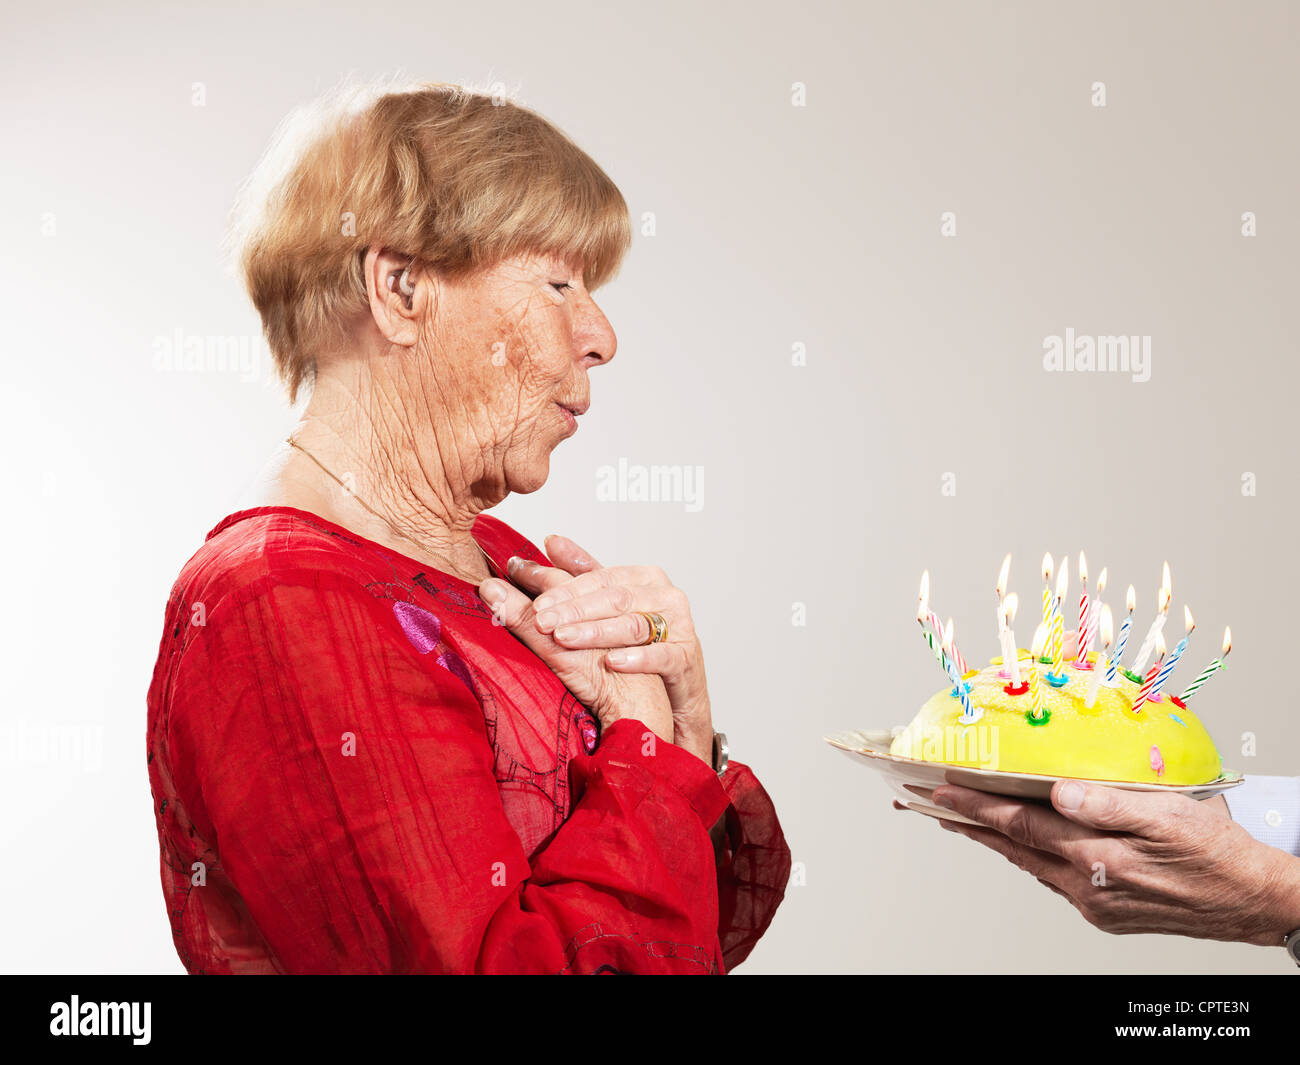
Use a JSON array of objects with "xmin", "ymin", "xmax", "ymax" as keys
[{"xmin": 2, "ymin": 0, "xmax": 1296, "ymax": 972}]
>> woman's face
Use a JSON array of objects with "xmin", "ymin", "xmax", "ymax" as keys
[{"xmin": 419, "ymin": 250, "xmax": 618, "ymax": 499}]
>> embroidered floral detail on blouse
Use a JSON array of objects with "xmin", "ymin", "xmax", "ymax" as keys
[
  {"xmin": 393, "ymin": 601, "xmax": 441, "ymax": 654},
  {"xmin": 437, "ymin": 650, "xmax": 474, "ymax": 695},
  {"xmin": 575, "ymin": 709, "xmax": 600, "ymax": 754}
]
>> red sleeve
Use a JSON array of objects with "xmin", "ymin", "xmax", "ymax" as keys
[
  {"xmin": 712, "ymin": 763, "xmax": 792, "ymax": 970},
  {"xmin": 167, "ymin": 566, "xmax": 733, "ymax": 974}
]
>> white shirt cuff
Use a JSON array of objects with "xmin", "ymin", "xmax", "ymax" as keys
[{"xmin": 1223, "ymin": 775, "xmax": 1300, "ymax": 857}]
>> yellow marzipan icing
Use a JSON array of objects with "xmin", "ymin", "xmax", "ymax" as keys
[{"xmin": 889, "ymin": 654, "xmax": 1222, "ymax": 784}]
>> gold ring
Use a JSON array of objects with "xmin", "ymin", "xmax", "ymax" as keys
[{"xmin": 638, "ymin": 612, "xmax": 668, "ymax": 645}]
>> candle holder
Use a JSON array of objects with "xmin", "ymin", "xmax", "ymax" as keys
[
  {"xmin": 1044, "ymin": 672, "xmax": 1070, "ymax": 687},
  {"xmin": 1169, "ymin": 695, "xmax": 1187, "ymax": 710},
  {"xmin": 1121, "ymin": 668, "xmax": 1144, "ymax": 685},
  {"xmin": 1024, "ymin": 709, "xmax": 1052, "ymax": 726},
  {"xmin": 948, "ymin": 682, "xmax": 972, "ymax": 698},
  {"xmin": 1002, "ymin": 681, "xmax": 1029, "ymax": 696}
]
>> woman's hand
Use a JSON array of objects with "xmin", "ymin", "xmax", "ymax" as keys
[
  {"xmin": 503, "ymin": 534, "xmax": 715, "ymax": 766},
  {"xmin": 928, "ymin": 779, "xmax": 1300, "ymax": 945},
  {"xmin": 477, "ymin": 571, "xmax": 674, "ymax": 747}
]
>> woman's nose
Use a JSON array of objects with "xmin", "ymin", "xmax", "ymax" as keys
[{"xmin": 574, "ymin": 294, "xmax": 617, "ymax": 366}]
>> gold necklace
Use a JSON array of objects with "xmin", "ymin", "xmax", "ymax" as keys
[{"xmin": 284, "ymin": 437, "xmax": 496, "ymax": 583}]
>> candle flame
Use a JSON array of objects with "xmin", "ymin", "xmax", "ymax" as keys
[
  {"xmin": 1055, "ymin": 554, "xmax": 1070, "ymax": 600},
  {"xmin": 1184, "ymin": 605, "xmax": 1195, "ymax": 635},
  {"xmin": 1161, "ymin": 560, "xmax": 1172, "ymax": 597},
  {"xmin": 997, "ymin": 553, "xmax": 1011, "ymax": 598},
  {"xmin": 1101, "ymin": 604, "xmax": 1114, "ymax": 647},
  {"xmin": 917, "ymin": 571, "xmax": 930, "ymax": 620},
  {"xmin": 1155, "ymin": 630, "xmax": 1167, "ymax": 659},
  {"xmin": 1096, "ymin": 567, "xmax": 1108, "ymax": 594},
  {"xmin": 1031, "ymin": 624, "xmax": 1049, "ymax": 658},
  {"xmin": 1042, "ymin": 553, "xmax": 1054, "ymax": 582},
  {"xmin": 1126, "ymin": 584, "xmax": 1136, "ymax": 613},
  {"xmin": 1003, "ymin": 592, "xmax": 1019, "ymax": 624},
  {"xmin": 1078, "ymin": 551, "xmax": 1088, "ymax": 584},
  {"xmin": 941, "ymin": 624, "xmax": 953, "ymax": 655},
  {"xmin": 1223, "ymin": 626, "xmax": 1232, "ymax": 655}
]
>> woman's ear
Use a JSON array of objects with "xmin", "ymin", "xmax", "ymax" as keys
[{"xmin": 363, "ymin": 245, "xmax": 426, "ymax": 347}]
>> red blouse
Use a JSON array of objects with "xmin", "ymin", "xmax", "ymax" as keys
[{"xmin": 146, "ymin": 507, "xmax": 790, "ymax": 974}]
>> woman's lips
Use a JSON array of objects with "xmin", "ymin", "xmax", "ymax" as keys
[{"xmin": 556, "ymin": 403, "xmax": 578, "ymax": 433}]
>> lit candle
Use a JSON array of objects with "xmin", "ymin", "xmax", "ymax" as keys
[
  {"xmin": 916, "ymin": 571, "xmax": 946, "ymax": 669},
  {"xmin": 946, "ymin": 616, "xmax": 969, "ymax": 677},
  {"xmin": 1179, "ymin": 626, "xmax": 1232, "ymax": 702},
  {"xmin": 1129, "ymin": 563, "xmax": 1172, "ymax": 675},
  {"xmin": 1109, "ymin": 584, "xmax": 1136, "ymax": 685},
  {"xmin": 1085, "ymin": 566, "xmax": 1107, "ymax": 662},
  {"xmin": 1132, "ymin": 631, "xmax": 1167, "ymax": 714},
  {"xmin": 998, "ymin": 595, "xmax": 1019, "ymax": 686},
  {"xmin": 1026, "ymin": 624, "xmax": 1049, "ymax": 720},
  {"xmin": 944, "ymin": 626, "xmax": 981, "ymax": 723},
  {"xmin": 1075, "ymin": 552, "xmax": 1091, "ymax": 668},
  {"xmin": 1102, "ymin": 603, "xmax": 1123, "ymax": 686},
  {"xmin": 1040, "ymin": 553, "xmax": 1055, "ymax": 636},
  {"xmin": 1049, "ymin": 555, "xmax": 1069, "ymax": 678},
  {"xmin": 1150, "ymin": 606, "xmax": 1195, "ymax": 702},
  {"xmin": 1085, "ymin": 605, "xmax": 1114, "ymax": 708}
]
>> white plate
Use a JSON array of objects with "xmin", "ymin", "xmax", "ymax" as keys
[{"xmin": 825, "ymin": 728, "xmax": 1245, "ymax": 825}]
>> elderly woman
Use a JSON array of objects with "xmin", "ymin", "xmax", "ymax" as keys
[
  {"xmin": 915, "ymin": 632, "xmax": 1300, "ymax": 965},
  {"xmin": 146, "ymin": 82, "xmax": 790, "ymax": 975}
]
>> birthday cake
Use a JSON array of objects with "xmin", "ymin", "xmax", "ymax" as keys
[{"xmin": 891, "ymin": 556, "xmax": 1230, "ymax": 786}]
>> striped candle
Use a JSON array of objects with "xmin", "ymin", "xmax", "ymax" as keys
[
  {"xmin": 1082, "ymin": 566, "xmax": 1106, "ymax": 664},
  {"xmin": 1108, "ymin": 586, "xmax": 1135, "ymax": 685},
  {"xmin": 1150, "ymin": 607, "xmax": 1195, "ymax": 702},
  {"xmin": 1180, "ymin": 627, "xmax": 1231, "ymax": 702},
  {"xmin": 1027, "ymin": 625, "xmax": 1049, "ymax": 719},
  {"xmin": 1132, "ymin": 633, "xmax": 1167, "ymax": 714},
  {"xmin": 1003, "ymin": 593, "xmax": 1022, "ymax": 685},
  {"xmin": 1075, "ymin": 552, "xmax": 1090, "ymax": 666},
  {"xmin": 943, "ymin": 629, "xmax": 980, "ymax": 723},
  {"xmin": 1091, "ymin": 605, "xmax": 1115, "ymax": 703},
  {"xmin": 1048, "ymin": 556, "xmax": 1068, "ymax": 673},
  {"xmin": 917, "ymin": 616, "xmax": 945, "ymax": 668},
  {"xmin": 1040, "ymin": 553, "xmax": 1055, "ymax": 636},
  {"xmin": 945, "ymin": 617, "xmax": 969, "ymax": 676},
  {"xmin": 916, "ymin": 572, "xmax": 946, "ymax": 669},
  {"xmin": 1106, "ymin": 623, "xmax": 1124, "ymax": 684},
  {"xmin": 1130, "ymin": 564, "xmax": 1171, "ymax": 674}
]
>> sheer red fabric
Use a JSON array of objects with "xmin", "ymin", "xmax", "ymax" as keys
[{"xmin": 146, "ymin": 507, "xmax": 790, "ymax": 974}]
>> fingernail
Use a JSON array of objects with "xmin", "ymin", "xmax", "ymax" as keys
[
  {"xmin": 939, "ymin": 819, "xmax": 958, "ymax": 831},
  {"xmin": 533, "ymin": 595, "xmax": 553, "ymax": 612},
  {"xmin": 507, "ymin": 555, "xmax": 527, "ymax": 574},
  {"xmin": 1058, "ymin": 781, "xmax": 1086, "ymax": 811},
  {"xmin": 536, "ymin": 610, "xmax": 557, "ymax": 630},
  {"xmin": 479, "ymin": 580, "xmax": 506, "ymax": 606},
  {"xmin": 932, "ymin": 790, "xmax": 954, "ymax": 810}
]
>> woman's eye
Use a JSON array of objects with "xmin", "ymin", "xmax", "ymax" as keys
[{"xmin": 550, "ymin": 281, "xmax": 574, "ymax": 294}]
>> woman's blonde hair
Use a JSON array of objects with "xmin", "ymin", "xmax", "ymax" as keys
[{"xmin": 227, "ymin": 79, "xmax": 633, "ymax": 401}]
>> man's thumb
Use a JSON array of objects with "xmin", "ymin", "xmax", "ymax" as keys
[{"xmin": 1051, "ymin": 779, "xmax": 1169, "ymax": 835}]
